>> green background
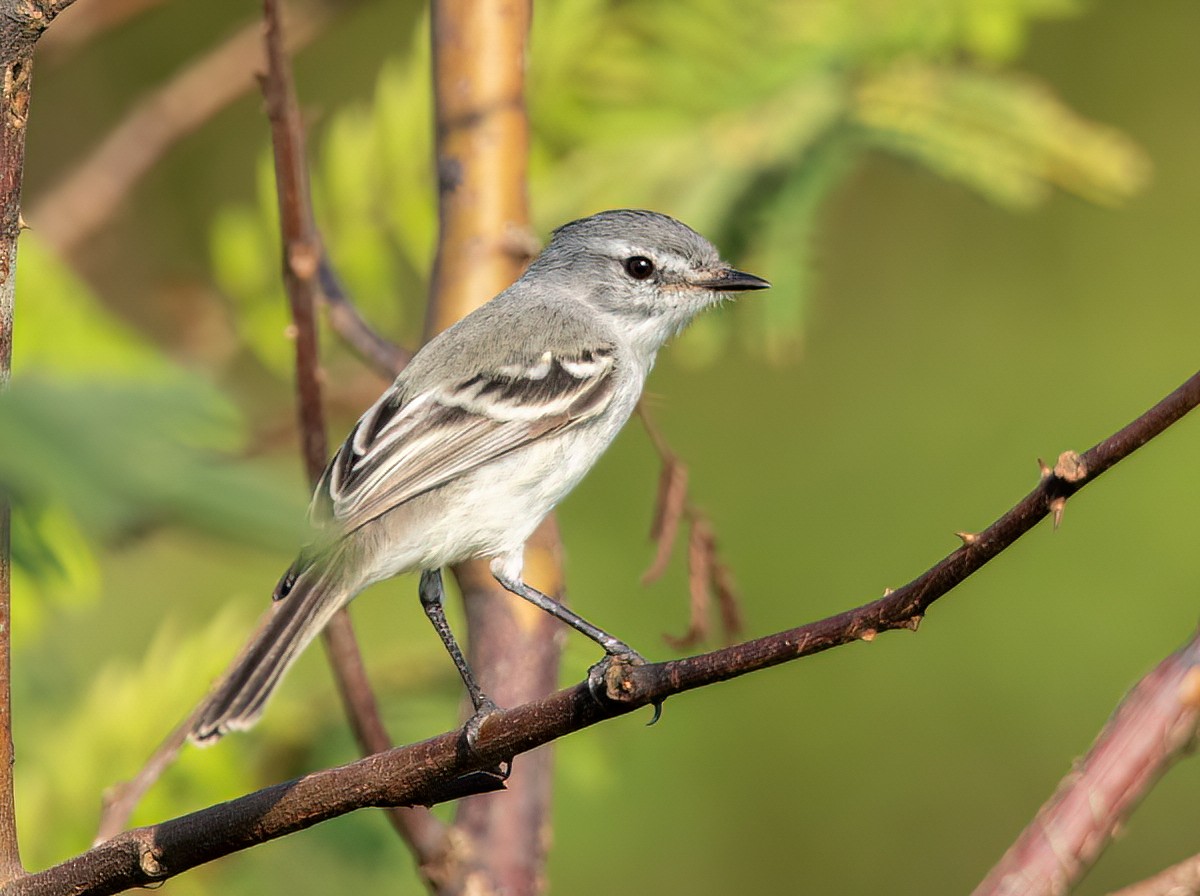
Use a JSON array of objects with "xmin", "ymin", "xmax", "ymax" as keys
[{"xmin": 6, "ymin": 1, "xmax": 1200, "ymax": 893}]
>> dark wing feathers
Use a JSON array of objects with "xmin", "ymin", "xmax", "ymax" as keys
[{"xmin": 311, "ymin": 346, "xmax": 617, "ymax": 534}]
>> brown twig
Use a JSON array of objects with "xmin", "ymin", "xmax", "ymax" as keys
[
  {"xmin": 3, "ymin": 367, "xmax": 1197, "ymax": 895},
  {"xmin": 0, "ymin": 1, "xmax": 45, "ymax": 881},
  {"xmin": 318, "ymin": 255, "xmax": 411, "ymax": 377},
  {"xmin": 259, "ymin": 0, "xmax": 442, "ymax": 864},
  {"xmin": 26, "ymin": 0, "xmax": 412, "ymax": 379},
  {"xmin": 426, "ymin": 2, "xmax": 550, "ymax": 893},
  {"xmin": 94, "ymin": 722, "xmax": 191, "ymax": 844},
  {"xmin": 641, "ymin": 434, "xmax": 688, "ymax": 584},
  {"xmin": 93, "ymin": 0, "xmax": 421, "ymax": 858},
  {"xmin": 0, "ymin": 0, "xmax": 82, "ymax": 61},
  {"xmin": 638, "ymin": 403, "xmax": 744, "ymax": 647},
  {"xmin": 94, "ymin": 607, "xmax": 274, "ymax": 841},
  {"xmin": 973, "ymin": 627, "xmax": 1200, "ymax": 896},
  {"xmin": 630, "ymin": 369, "xmax": 1200, "ymax": 692},
  {"xmin": 261, "ymin": 0, "xmax": 327, "ymax": 482},
  {"xmin": 27, "ymin": 2, "xmax": 342, "ymax": 260}
]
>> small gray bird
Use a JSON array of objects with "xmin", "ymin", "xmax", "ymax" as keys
[{"xmin": 192, "ymin": 209, "xmax": 769, "ymax": 744}]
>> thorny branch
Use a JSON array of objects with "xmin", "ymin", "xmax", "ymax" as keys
[
  {"xmin": 631, "ymin": 369, "xmax": 1200, "ymax": 693},
  {"xmin": 974, "ymin": 626, "xmax": 1200, "ymax": 896},
  {"xmin": 8, "ymin": 367, "xmax": 1197, "ymax": 896}
]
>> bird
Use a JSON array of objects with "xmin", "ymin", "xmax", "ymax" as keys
[{"xmin": 191, "ymin": 208, "xmax": 769, "ymax": 744}]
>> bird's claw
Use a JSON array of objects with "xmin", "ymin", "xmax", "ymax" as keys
[
  {"xmin": 586, "ymin": 648, "xmax": 649, "ymax": 706},
  {"xmin": 463, "ymin": 696, "xmax": 504, "ymax": 752}
]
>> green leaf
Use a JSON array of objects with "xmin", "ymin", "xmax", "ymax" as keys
[
  {"xmin": 853, "ymin": 64, "xmax": 1151, "ymax": 209},
  {"xmin": 13, "ymin": 235, "xmax": 178, "ymax": 380},
  {"xmin": 0, "ymin": 378, "xmax": 306, "ymax": 547}
]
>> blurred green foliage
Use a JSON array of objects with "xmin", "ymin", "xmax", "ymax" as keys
[
  {"xmin": 7, "ymin": 0, "xmax": 1200, "ymax": 894},
  {"xmin": 212, "ymin": 0, "xmax": 1144, "ymax": 369}
]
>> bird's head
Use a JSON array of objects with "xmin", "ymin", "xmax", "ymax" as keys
[{"xmin": 527, "ymin": 209, "xmax": 770, "ymax": 352}]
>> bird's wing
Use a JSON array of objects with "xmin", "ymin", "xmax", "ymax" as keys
[{"xmin": 311, "ymin": 344, "xmax": 618, "ymax": 533}]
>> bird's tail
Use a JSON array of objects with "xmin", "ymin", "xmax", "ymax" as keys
[{"xmin": 190, "ymin": 554, "xmax": 350, "ymax": 745}]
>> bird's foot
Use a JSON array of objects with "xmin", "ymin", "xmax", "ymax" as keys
[
  {"xmin": 586, "ymin": 647, "xmax": 660, "ymax": 722},
  {"xmin": 463, "ymin": 695, "xmax": 504, "ymax": 751}
]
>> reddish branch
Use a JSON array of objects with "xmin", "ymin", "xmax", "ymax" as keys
[
  {"xmin": 974, "ymin": 628, "xmax": 1200, "ymax": 896},
  {"xmin": 0, "ymin": 0, "xmax": 79, "ymax": 880},
  {"xmin": 258, "ymin": 0, "xmax": 441, "ymax": 864},
  {"xmin": 6, "ymin": 367, "xmax": 1197, "ymax": 896},
  {"xmin": 262, "ymin": 0, "xmax": 326, "ymax": 481}
]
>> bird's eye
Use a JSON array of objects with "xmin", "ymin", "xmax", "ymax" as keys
[{"xmin": 623, "ymin": 256, "xmax": 655, "ymax": 280}]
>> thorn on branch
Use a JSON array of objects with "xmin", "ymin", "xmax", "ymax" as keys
[
  {"xmin": 1049, "ymin": 497, "xmax": 1067, "ymax": 529},
  {"xmin": 956, "ymin": 531, "xmax": 979, "ymax": 546}
]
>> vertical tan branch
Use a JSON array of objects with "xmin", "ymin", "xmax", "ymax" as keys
[
  {"xmin": 427, "ymin": 0, "xmax": 533, "ymax": 339},
  {"xmin": 428, "ymin": 2, "xmax": 556, "ymax": 894}
]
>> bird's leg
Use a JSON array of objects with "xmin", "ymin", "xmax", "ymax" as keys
[
  {"xmin": 488, "ymin": 557, "xmax": 651, "ymax": 712},
  {"xmin": 419, "ymin": 569, "xmax": 501, "ymax": 741},
  {"xmin": 489, "ymin": 563, "xmax": 645, "ymax": 661}
]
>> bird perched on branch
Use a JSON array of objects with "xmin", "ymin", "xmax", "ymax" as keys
[{"xmin": 192, "ymin": 209, "xmax": 769, "ymax": 744}]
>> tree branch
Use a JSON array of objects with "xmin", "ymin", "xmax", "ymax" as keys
[
  {"xmin": 9, "ymin": 365, "xmax": 1195, "ymax": 896},
  {"xmin": 262, "ymin": 0, "xmax": 327, "ymax": 484},
  {"xmin": 0, "ymin": 0, "xmax": 47, "ymax": 880},
  {"xmin": 427, "ymin": 2, "xmax": 551, "ymax": 893},
  {"xmin": 623, "ymin": 369, "xmax": 1200, "ymax": 687},
  {"xmin": 0, "ymin": 1, "xmax": 79, "ymax": 68},
  {"xmin": 973, "ymin": 626, "xmax": 1200, "ymax": 896},
  {"xmin": 37, "ymin": 0, "xmax": 166, "ymax": 59},
  {"xmin": 317, "ymin": 254, "xmax": 411, "ymax": 377},
  {"xmin": 27, "ymin": 2, "xmax": 344, "ymax": 260},
  {"xmin": 258, "ymin": 0, "xmax": 440, "ymax": 868}
]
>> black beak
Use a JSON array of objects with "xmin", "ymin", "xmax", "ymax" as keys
[{"xmin": 700, "ymin": 267, "xmax": 771, "ymax": 292}]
